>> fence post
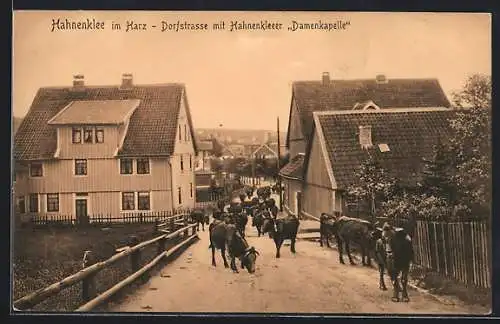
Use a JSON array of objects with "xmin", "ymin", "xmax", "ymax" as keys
[
  {"xmin": 129, "ymin": 235, "xmax": 141, "ymax": 272},
  {"xmin": 157, "ymin": 236, "xmax": 166, "ymax": 255},
  {"xmin": 82, "ymin": 250, "xmax": 97, "ymax": 303},
  {"xmin": 183, "ymin": 214, "xmax": 189, "ymax": 237}
]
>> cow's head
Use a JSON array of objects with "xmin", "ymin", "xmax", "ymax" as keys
[
  {"xmin": 262, "ymin": 217, "xmax": 275, "ymax": 235},
  {"xmin": 241, "ymin": 246, "xmax": 260, "ymax": 273}
]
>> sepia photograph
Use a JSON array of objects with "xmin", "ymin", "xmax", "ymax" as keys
[{"xmin": 11, "ymin": 10, "xmax": 492, "ymax": 315}]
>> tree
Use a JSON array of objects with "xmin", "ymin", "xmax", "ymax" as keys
[
  {"xmin": 448, "ymin": 74, "xmax": 491, "ymax": 218},
  {"xmin": 346, "ymin": 153, "xmax": 398, "ymax": 219},
  {"xmin": 211, "ymin": 138, "xmax": 224, "ymax": 157}
]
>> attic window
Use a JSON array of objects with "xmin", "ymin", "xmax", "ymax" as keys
[
  {"xmin": 72, "ymin": 128, "xmax": 82, "ymax": 143},
  {"xmin": 378, "ymin": 143, "xmax": 390, "ymax": 153}
]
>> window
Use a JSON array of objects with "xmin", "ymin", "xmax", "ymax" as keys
[
  {"xmin": 29, "ymin": 194, "xmax": 39, "ymax": 213},
  {"xmin": 84, "ymin": 128, "xmax": 93, "ymax": 143},
  {"xmin": 138, "ymin": 192, "xmax": 150, "ymax": 210},
  {"xmin": 122, "ymin": 192, "xmax": 135, "ymax": 210},
  {"xmin": 137, "ymin": 158, "xmax": 150, "ymax": 174},
  {"xmin": 17, "ymin": 196, "xmax": 25, "ymax": 214},
  {"xmin": 75, "ymin": 159, "xmax": 87, "ymax": 175},
  {"xmin": 184, "ymin": 124, "xmax": 187, "ymax": 141},
  {"xmin": 190, "ymin": 183, "xmax": 193, "ymax": 198},
  {"xmin": 178, "ymin": 125, "xmax": 182, "ymax": 141},
  {"xmin": 180, "ymin": 155, "xmax": 184, "ymax": 171},
  {"xmin": 47, "ymin": 194, "xmax": 59, "ymax": 212},
  {"xmin": 178, "ymin": 187, "xmax": 182, "ymax": 204},
  {"xmin": 95, "ymin": 128, "xmax": 104, "ymax": 143},
  {"xmin": 189, "ymin": 154, "xmax": 192, "ymax": 169},
  {"xmin": 120, "ymin": 159, "xmax": 133, "ymax": 174},
  {"xmin": 30, "ymin": 162, "xmax": 43, "ymax": 177},
  {"xmin": 72, "ymin": 128, "xmax": 82, "ymax": 143}
]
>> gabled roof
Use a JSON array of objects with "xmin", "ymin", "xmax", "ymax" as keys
[
  {"xmin": 14, "ymin": 83, "xmax": 198, "ymax": 160},
  {"xmin": 305, "ymin": 108, "xmax": 455, "ymax": 189},
  {"xmin": 279, "ymin": 153, "xmax": 305, "ymax": 181},
  {"xmin": 286, "ymin": 77, "xmax": 451, "ymax": 148},
  {"xmin": 251, "ymin": 143, "xmax": 278, "ymax": 157},
  {"xmin": 47, "ymin": 99, "xmax": 140, "ymax": 125}
]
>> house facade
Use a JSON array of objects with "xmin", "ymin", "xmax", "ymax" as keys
[
  {"xmin": 13, "ymin": 74, "xmax": 198, "ymax": 222},
  {"xmin": 195, "ymin": 140, "xmax": 213, "ymax": 171},
  {"xmin": 280, "ymin": 72, "xmax": 452, "ymax": 219},
  {"xmin": 300, "ymin": 108, "xmax": 454, "ymax": 220}
]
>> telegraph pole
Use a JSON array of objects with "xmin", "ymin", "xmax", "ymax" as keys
[{"xmin": 277, "ymin": 117, "xmax": 283, "ymax": 212}]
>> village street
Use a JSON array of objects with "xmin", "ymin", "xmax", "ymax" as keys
[{"xmin": 108, "ymin": 216, "xmax": 488, "ymax": 314}]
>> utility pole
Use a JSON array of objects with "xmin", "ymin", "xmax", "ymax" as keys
[{"xmin": 277, "ymin": 117, "xmax": 283, "ymax": 212}]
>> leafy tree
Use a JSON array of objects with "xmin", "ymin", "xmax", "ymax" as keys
[
  {"xmin": 346, "ymin": 153, "xmax": 398, "ymax": 219},
  {"xmin": 447, "ymin": 74, "xmax": 491, "ymax": 218},
  {"xmin": 211, "ymin": 138, "xmax": 224, "ymax": 157}
]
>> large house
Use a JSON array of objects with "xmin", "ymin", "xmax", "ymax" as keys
[
  {"xmin": 280, "ymin": 72, "xmax": 452, "ymax": 217},
  {"xmin": 13, "ymin": 74, "xmax": 198, "ymax": 222},
  {"xmin": 299, "ymin": 108, "xmax": 454, "ymax": 219}
]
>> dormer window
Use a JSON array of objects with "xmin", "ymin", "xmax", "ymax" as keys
[
  {"xmin": 84, "ymin": 128, "xmax": 93, "ymax": 143},
  {"xmin": 137, "ymin": 158, "xmax": 150, "ymax": 174},
  {"xmin": 72, "ymin": 128, "xmax": 82, "ymax": 143},
  {"xmin": 95, "ymin": 128, "xmax": 104, "ymax": 143}
]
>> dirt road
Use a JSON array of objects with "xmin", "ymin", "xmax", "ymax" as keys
[{"xmin": 108, "ymin": 219, "xmax": 488, "ymax": 314}]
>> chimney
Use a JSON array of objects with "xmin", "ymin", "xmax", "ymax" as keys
[
  {"xmin": 121, "ymin": 73, "xmax": 133, "ymax": 88},
  {"xmin": 73, "ymin": 74, "xmax": 85, "ymax": 88},
  {"xmin": 359, "ymin": 125, "xmax": 373, "ymax": 149},
  {"xmin": 375, "ymin": 74, "xmax": 388, "ymax": 84},
  {"xmin": 322, "ymin": 72, "xmax": 330, "ymax": 85}
]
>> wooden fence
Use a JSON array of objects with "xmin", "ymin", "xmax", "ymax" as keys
[
  {"xmin": 13, "ymin": 211, "xmax": 198, "ymax": 312},
  {"xmin": 412, "ymin": 220, "xmax": 491, "ymax": 289},
  {"xmin": 23, "ymin": 209, "xmax": 194, "ymax": 227}
]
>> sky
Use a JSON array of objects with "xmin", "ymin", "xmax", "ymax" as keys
[{"xmin": 12, "ymin": 11, "xmax": 491, "ymax": 131}]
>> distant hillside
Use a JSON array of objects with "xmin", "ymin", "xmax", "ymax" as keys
[
  {"xmin": 13, "ymin": 117, "xmax": 23, "ymax": 135},
  {"xmin": 195, "ymin": 128, "xmax": 287, "ymax": 145}
]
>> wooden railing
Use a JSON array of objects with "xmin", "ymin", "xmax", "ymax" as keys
[{"xmin": 13, "ymin": 212, "xmax": 199, "ymax": 312}]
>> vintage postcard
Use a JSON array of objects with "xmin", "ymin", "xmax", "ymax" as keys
[{"xmin": 11, "ymin": 10, "xmax": 492, "ymax": 315}]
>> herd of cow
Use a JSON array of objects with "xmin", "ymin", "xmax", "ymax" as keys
[{"xmin": 189, "ymin": 185, "xmax": 414, "ymax": 303}]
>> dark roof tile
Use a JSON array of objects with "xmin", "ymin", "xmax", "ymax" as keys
[
  {"xmin": 279, "ymin": 154, "xmax": 305, "ymax": 180},
  {"xmin": 287, "ymin": 78, "xmax": 451, "ymax": 146},
  {"xmin": 314, "ymin": 108, "xmax": 455, "ymax": 188},
  {"xmin": 14, "ymin": 84, "xmax": 197, "ymax": 160}
]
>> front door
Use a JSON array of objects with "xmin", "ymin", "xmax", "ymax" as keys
[{"xmin": 76, "ymin": 199, "xmax": 88, "ymax": 224}]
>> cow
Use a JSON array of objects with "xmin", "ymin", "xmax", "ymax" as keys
[
  {"xmin": 234, "ymin": 212, "xmax": 249, "ymax": 238},
  {"xmin": 209, "ymin": 220, "xmax": 260, "ymax": 273},
  {"xmin": 372, "ymin": 222, "xmax": 414, "ymax": 302},
  {"xmin": 252, "ymin": 210, "xmax": 265, "ymax": 237},
  {"xmin": 328, "ymin": 215, "xmax": 375, "ymax": 267},
  {"xmin": 190, "ymin": 208, "xmax": 207, "ymax": 231},
  {"xmin": 262, "ymin": 215, "xmax": 300, "ymax": 258},
  {"xmin": 319, "ymin": 213, "xmax": 336, "ymax": 248}
]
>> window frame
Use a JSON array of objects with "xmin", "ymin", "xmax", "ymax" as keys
[
  {"xmin": 189, "ymin": 154, "xmax": 192, "ymax": 170},
  {"xmin": 83, "ymin": 127, "xmax": 94, "ymax": 143},
  {"xmin": 190, "ymin": 183, "xmax": 193, "ymax": 198},
  {"xmin": 95, "ymin": 127, "xmax": 104, "ymax": 143},
  {"xmin": 29, "ymin": 162, "xmax": 43, "ymax": 177},
  {"xmin": 74, "ymin": 159, "xmax": 88, "ymax": 176},
  {"xmin": 72, "ymin": 128, "xmax": 82, "ymax": 144},
  {"xmin": 137, "ymin": 191, "xmax": 151, "ymax": 211},
  {"xmin": 46, "ymin": 193, "xmax": 59, "ymax": 212},
  {"xmin": 180, "ymin": 155, "xmax": 184, "ymax": 171},
  {"xmin": 178, "ymin": 125, "xmax": 182, "ymax": 141},
  {"xmin": 178, "ymin": 187, "xmax": 182, "ymax": 204},
  {"xmin": 184, "ymin": 124, "xmax": 187, "ymax": 141},
  {"xmin": 121, "ymin": 192, "xmax": 135, "ymax": 211},
  {"xmin": 120, "ymin": 158, "xmax": 133, "ymax": 175},
  {"xmin": 29, "ymin": 193, "xmax": 39, "ymax": 213},
  {"xmin": 136, "ymin": 158, "xmax": 150, "ymax": 175}
]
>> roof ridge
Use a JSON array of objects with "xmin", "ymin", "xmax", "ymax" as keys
[
  {"xmin": 293, "ymin": 77, "xmax": 440, "ymax": 84},
  {"xmin": 39, "ymin": 83, "xmax": 185, "ymax": 90},
  {"xmin": 314, "ymin": 107, "xmax": 451, "ymax": 116}
]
